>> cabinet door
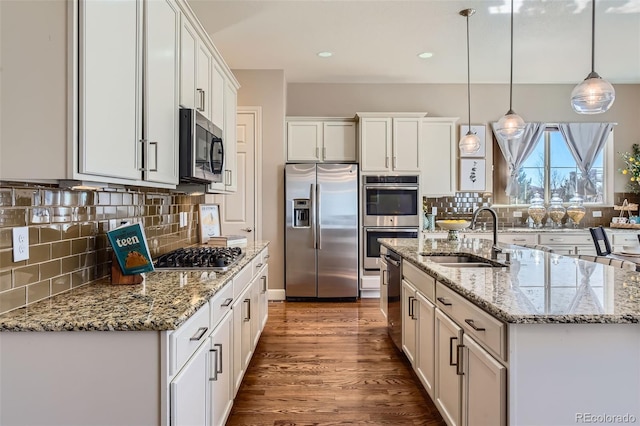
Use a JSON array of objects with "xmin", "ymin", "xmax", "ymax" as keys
[
  {"xmin": 258, "ymin": 264, "xmax": 269, "ymax": 331},
  {"xmin": 323, "ymin": 121, "xmax": 356, "ymax": 162},
  {"xmin": 420, "ymin": 120, "xmax": 456, "ymax": 196},
  {"xmin": 462, "ymin": 334, "xmax": 506, "ymax": 426},
  {"xmin": 79, "ymin": 0, "xmax": 141, "ymax": 181},
  {"xmin": 170, "ymin": 341, "xmax": 208, "ymax": 426},
  {"xmin": 144, "ymin": 0, "xmax": 179, "ymax": 185},
  {"xmin": 392, "ymin": 118, "xmax": 420, "ymax": 172},
  {"xmin": 209, "ymin": 312, "xmax": 233, "ymax": 426},
  {"xmin": 196, "ymin": 44, "xmax": 212, "ymax": 120},
  {"xmin": 223, "ymin": 82, "xmax": 237, "ymax": 192},
  {"xmin": 416, "ymin": 292, "xmax": 435, "ymax": 399},
  {"xmin": 287, "ymin": 121, "xmax": 322, "ymax": 162},
  {"xmin": 435, "ymin": 309, "xmax": 463, "ymax": 426},
  {"xmin": 250, "ymin": 273, "xmax": 261, "ymax": 349},
  {"xmin": 211, "ymin": 63, "xmax": 225, "ymax": 130},
  {"xmin": 401, "ymin": 279, "xmax": 417, "ymax": 365},
  {"xmin": 360, "ymin": 118, "xmax": 391, "ymax": 172},
  {"xmin": 379, "ymin": 258, "xmax": 388, "ymax": 319},
  {"xmin": 179, "ymin": 16, "xmax": 197, "ymax": 110},
  {"xmin": 232, "ymin": 283, "xmax": 252, "ymax": 396}
]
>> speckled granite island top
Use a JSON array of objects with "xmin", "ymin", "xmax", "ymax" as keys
[
  {"xmin": 0, "ymin": 241, "xmax": 269, "ymax": 332},
  {"xmin": 380, "ymin": 238, "xmax": 640, "ymax": 324}
]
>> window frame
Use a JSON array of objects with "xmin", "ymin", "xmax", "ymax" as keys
[{"xmin": 492, "ymin": 124, "xmax": 614, "ymax": 207}]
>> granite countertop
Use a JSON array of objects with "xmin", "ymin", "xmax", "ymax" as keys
[
  {"xmin": 380, "ymin": 238, "xmax": 640, "ymax": 324},
  {"xmin": 0, "ymin": 241, "xmax": 270, "ymax": 332}
]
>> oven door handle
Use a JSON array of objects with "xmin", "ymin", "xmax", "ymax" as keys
[
  {"xmin": 364, "ymin": 185, "xmax": 418, "ymax": 191},
  {"xmin": 366, "ymin": 228, "xmax": 419, "ymax": 233},
  {"xmin": 384, "ymin": 255, "xmax": 400, "ymax": 267}
]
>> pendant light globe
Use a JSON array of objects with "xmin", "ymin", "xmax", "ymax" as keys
[
  {"xmin": 496, "ymin": 0, "xmax": 525, "ymax": 141},
  {"xmin": 496, "ymin": 110, "xmax": 526, "ymax": 140},
  {"xmin": 458, "ymin": 8, "xmax": 480, "ymax": 155},
  {"xmin": 571, "ymin": 0, "xmax": 615, "ymax": 114},
  {"xmin": 459, "ymin": 131, "xmax": 481, "ymax": 155}
]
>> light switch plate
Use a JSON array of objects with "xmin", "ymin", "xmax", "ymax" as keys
[
  {"xmin": 12, "ymin": 227, "xmax": 30, "ymax": 262},
  {"xmin": 513, "ymin": 211, "xmax": 523, "ymax": 218},
  {"xmin": 592, "ymin": 211, "xmax": 602, "ymax": 217}
]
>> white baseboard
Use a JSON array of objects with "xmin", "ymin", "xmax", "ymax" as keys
[
  {"xmin": 360, "ymin": 289, "xmax": 380, "ymax": 298},
  {"xmin": 268, "ymin": 289, "xmax": 286, "ymax": 301}
]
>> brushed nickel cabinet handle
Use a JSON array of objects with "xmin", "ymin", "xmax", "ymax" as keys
[
  {"xmin": 148, "ymin": 141, "xmax": 158, "ymax": 172},
  {"xmin": 221, "ymin": 298, "xmax": 233, "ymax": 307},
  {"xmin": 456, "ymin": 344, "xmax": 465, "ymax": 376},
  {"xmin": 449, "ymin": 336, "xmax": 458, "ymax": 366},
  {"xmin": 209, "ymin": 347, "xmax": 218, "ymax": 381},
  {"xmin": 190, "ymin": 326, "xmax": 208, "ymax": 341},
  {"xmin": 214, "ymin": 343, "xmax": 223, "ymax": 374},
  {"xmin": 437, "ymin": 297, "xmax": 452, "ymax": 306},
  {"xmin": 465, "ymin": 318, "xmax": 486, "ymax": 331}
]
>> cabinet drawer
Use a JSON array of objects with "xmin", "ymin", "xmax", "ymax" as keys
[
  {"xmin": 611, "ymin": 233, "xmax": 640, "ymax": 245},
  {"xmin": 539, "ymin": 232, "xmax": 593, "ymax": 246},
  {"xmin": 169, "ymin": 303, "xmax": 211, "ymax": 375},
  {"xmin": 403, "ymin": 260, "xmax": 435, "ymax": 302},
  {"xmin": 497, "ymin": 233, "xmax": 537, "ymax": 245},
  {"xmin": 233, "ymin": 263, "xmax": 253, "ymax": 297},
  {"xmin": 435, "ymin": 282, "xmax": 506, "ymax": 362},
  {"xmin": 210, "ymin": 283, "xmax": 233, "ymax": 329},
  {"xmin": 252, "ymin": 248, "xmax": 268, "ymax": 276}
]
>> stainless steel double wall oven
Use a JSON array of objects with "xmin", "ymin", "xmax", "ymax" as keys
[{"xmin": 362, "ymin": 175, "xmax": 420, "ymax": 271}]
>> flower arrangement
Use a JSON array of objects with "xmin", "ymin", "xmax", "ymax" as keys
[{"xmin": 619, "ymin": 143, "xmax": 640, "ymax": 193}]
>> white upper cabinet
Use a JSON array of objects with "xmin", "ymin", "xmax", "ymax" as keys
[
  {"xmin": 286, "ymin": 118, "xmax": 356, "ymax": 163},
  {"xmin": 420, "ymin": 117, "xmax": 458, "ymax": 197},
  {"xmin": 80, "ymin": 0, "xmax": 179, "ymax": 186},
  {"xmin": 196, "ymin": 44, "xmax": 212, "ymax": 120},
  {"xmin": 212, "ymin": 63, "xmax": 226, "ymax": 130},
  {"xmin": 78, "ymin": 0, "xmax": 142, "ymax": 181},
  {"xmin": 358, "ymin": 113, "xmax": 425, "ymax": 173},
  {"xmin": 207, "ymin": 80, "xmax": 238, "ymax": 194},
  {"xmin": 179, "ymin": 17, "xmax": 197, "ymax": 110}
]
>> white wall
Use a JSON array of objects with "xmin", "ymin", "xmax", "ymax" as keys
[{"xmin": 233, "ymin": 70, "xmax": 286, "ymax": 292}]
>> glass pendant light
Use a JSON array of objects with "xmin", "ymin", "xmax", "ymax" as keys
[
  {"xmin": 495, "ymin": 0, "xmax": 525, "ymax": 140},
  {"xmin": 459, "ymin": 8, "xmax": 481, "ymax": 156},
  {"xmin": 571, "ymin": 0, "xmax": 615, "ymax": 114}
]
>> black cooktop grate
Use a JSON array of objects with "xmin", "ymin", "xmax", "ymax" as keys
[{"xmin": 154, "ymin": 247, "xmax": 244, "ymax": 272}]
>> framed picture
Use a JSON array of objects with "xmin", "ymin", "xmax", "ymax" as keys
[
  {"xmin": 459, "ymin": 124, "xmax": 486, "ymax": 157},
  {"xmin": 460, "ymin": 159, "xmax": 486, "ymax": 191},
  {"xmin": 199, "ymin": 204, "xmax": 221, "ymax": 242}
]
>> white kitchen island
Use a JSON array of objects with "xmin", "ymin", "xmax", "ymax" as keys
[{"xmin": 380, "ymin": 237, "xmax": 640, "ymax": 426}]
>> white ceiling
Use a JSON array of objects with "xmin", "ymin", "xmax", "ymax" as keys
[{"xmin": 188, "ymin": 0, "xmax": 640, "ymax": 84}]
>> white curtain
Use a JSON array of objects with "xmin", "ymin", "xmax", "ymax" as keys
[
  {"xmin": 492, "ymin": 122, "xmax": 546, "ymax": 198},
  {"xmin": 558, "ymin": 123, "xmax": 614, "ymax": 196}
]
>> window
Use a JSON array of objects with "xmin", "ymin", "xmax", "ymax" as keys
[{"xmin": 493, "ymin": 126, "xmax": 613, "ymax": 205}]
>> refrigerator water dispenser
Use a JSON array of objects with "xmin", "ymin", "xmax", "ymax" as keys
[{"xmin": 293, "ymin": 199, "xmax": 310, "ymax": 227}]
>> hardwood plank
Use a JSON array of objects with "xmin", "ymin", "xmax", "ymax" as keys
[{"xmin": 226, "ymin": 299, "xmax": 445, "ymax": 426}]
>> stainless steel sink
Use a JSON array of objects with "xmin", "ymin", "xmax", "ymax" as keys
[{"xmin": 422, "ymin": 254, "xmax": 505, "ymax": 268}]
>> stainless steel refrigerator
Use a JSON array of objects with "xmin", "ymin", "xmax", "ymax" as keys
[{"xmin": 285, "ymin": 163, "xmax": 359, "ymax": 299}]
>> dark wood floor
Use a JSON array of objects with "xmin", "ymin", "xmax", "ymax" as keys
[{"xmin": 226, "ymin": 299, "xmax": 446, "ymax": 426}]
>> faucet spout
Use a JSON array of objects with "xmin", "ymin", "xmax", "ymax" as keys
[{"xmin": 471, "ymin": 207, "xmax": 501, "ymax": 259}]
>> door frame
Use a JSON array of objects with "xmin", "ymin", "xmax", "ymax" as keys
[{"xmin": 237, "ymin": 106, "xmax": 263, "ymax": 241}]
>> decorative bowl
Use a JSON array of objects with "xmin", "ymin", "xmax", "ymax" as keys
[{"xmin": 436, "ymin": 220, "xmax": 471, "ymax": 231}]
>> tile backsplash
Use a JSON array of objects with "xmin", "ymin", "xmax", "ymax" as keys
[
  {"xmin": 0, "ymin": 182, "xmax": 204, "ymax": 315},
  {"xmin": 423, "ymin": 192, "xmax": 637, "ymax": 229}
]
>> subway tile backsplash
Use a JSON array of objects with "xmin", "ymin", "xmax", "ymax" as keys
[
  {"xmin": 423, "ymin": 192, "xmax": 633, "ymax": 230},
  {"xmin": 0, "ymin": 182, "xmax": 204, "ymax": 315}
]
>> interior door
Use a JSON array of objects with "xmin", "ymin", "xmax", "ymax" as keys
[{"xmin": 216, "ymin": 111, "xmax": 256, "ymax": 244}]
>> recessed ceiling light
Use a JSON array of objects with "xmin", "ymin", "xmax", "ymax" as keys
[
  {"xmin": 317, "ymin": 51, "xmax": 333, "ymax": 58},
  {"xmin": 417, "ymin": 52, "xmax": 434, "ymax": 59}
]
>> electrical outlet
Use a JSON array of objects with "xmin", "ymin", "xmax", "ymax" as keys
[
  {"xmin": 12, "ymin": 227, "xmax": 30, "ymax": 262},
  {"xmin": 513, "ymin": 211, "xmax": 523, "ymax": 218},
  {"xmin": 180, "ymin": 212, "xmax": 187, "ymax": 228},
  {"xmin": 592, "ymin": 211, "xmax": 602, "ymax": 218}
]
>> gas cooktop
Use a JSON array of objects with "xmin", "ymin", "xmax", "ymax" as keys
[{"xmin": 154, "ymin": 247, "xmax": 244, "ymax": 272}]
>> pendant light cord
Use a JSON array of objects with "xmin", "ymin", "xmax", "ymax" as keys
[
  {"xmin": 509, "ymin": 0, "xmax": 514, "ymax": 112},
  {"xmin": 591, "ymin": 0, "xmax": 596, "ymax": 73},
  {"xmin": 466, "ymin": 13, "xmax": 471, "ymax": 129}
]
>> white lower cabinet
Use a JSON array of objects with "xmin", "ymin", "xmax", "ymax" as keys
[
  {"xmin": 209, "ymin": 312, "xmax": 233, "ymax": 426},
  {"xmin": 415, "ymin": 292, "xmax": 435, "ymax": 398},
  {"xmin": 170, "ymin": 339, "xmax": 209, "ymax": 426},
  {"xmin": 462, "ymin": 334, "xmax": 506, "ymax": 426},
  {"xmin": 401, "ymin": 279, "xmax": 417, "ymax": 365},
  {"xmin": 435, "ymin": 308, "xmax": 463, "ymax": 426},
  {"xmin": 233, "ymin": 272, "xmax": 254, "ymax": 396},
  {"xmin": 258, "ymin": 264, "xmax": 270, "ymax": 331}
]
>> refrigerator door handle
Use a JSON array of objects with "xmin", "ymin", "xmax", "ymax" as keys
[
  {"xmin": 311, "ymin": 183, "xmax": 317, "ymax": 249},
  {"xmin": 316, "ymin": 183, "xmax": 321, "ymax": 250}
]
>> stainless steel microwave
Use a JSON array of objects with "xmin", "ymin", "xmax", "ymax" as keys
[{"xmin": 179, "ymin": 108, "xmax": 224, "ymax": 184}]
